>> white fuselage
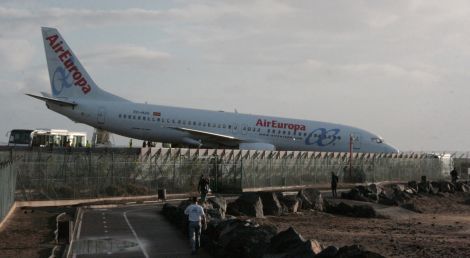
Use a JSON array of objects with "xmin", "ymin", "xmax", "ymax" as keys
[{"xmin": 48, "ymin": 99, "xmax": 398, "ymax": 153}]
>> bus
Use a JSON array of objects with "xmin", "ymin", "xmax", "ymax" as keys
[{"xmin": 7, "ymin": 129, "xmax": 87, "ymax": 147}]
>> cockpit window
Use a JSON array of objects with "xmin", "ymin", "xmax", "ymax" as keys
[{"xmin": 371, "ymin": 137, "xmax": 384, "ymax": 143}]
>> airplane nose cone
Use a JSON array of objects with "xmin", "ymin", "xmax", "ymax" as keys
[{"xmin": 384, "ymin": 144, "xmax": 399, "ymax": 153}]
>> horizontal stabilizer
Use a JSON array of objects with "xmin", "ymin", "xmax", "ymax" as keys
[{"xmin": 26, "ymin": 93, "xmax": 77, "ymax": 107}]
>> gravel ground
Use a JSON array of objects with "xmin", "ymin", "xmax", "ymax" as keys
[
  {"xmin": 261, "ymin": 193, "xmax": 470, "ymax": 258},
  {"xmin": 0, "ymin": 206, "xmax": 76, "ymax": 258}
]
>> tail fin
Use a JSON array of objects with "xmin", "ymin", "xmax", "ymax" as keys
[{"xmin": 41, "ymin": 27, "xmax": 126, "ymax": 101}]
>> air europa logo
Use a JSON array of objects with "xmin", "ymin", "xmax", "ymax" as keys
[
  {"xmin": 256, "ymin": 119, "xmax": 306, "ymax": 131},
  {"xmin": 46, "ymin": 34, "xmax": 91, "ymax": 94}
]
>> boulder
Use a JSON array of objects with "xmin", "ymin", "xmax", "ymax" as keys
[
  {"xmin": 228, "ymin": 193, "xmax": 264, "ymax": 218},
  {"xmin": 315, "ymin": 245, "xmax": 338, "ymax": 258},
  {"xmin": 265, "ymin": 227, "xmax": 322, "ymax": 258},
  {"xmin": 161, "ymin": 202, "xmax": 188, "ymax": 230},
  {"xmin": 284, "ymin": 239, "xmax": 322, "ymax": 258},
  {"xmin": 408, "ymin": 181, "xmax": 418, "ymax": 192},
  {"xmin": 208, "ymin": 195, "xmax": 227, "ymax": 218},
  {"xmin": 341, "ymin": 187, "xmax": 369, "ymax": 202},
  {"xmin": 210, "ymin": 219, "xmax": 278, "ymax": 258},
  {"xmin": 366, "ymin": 184, "xmax": 382, "ymax": 201},
  {"xmin": 297, "ymin": 188, "xmax": 323, "ymax": 211},
  {"xmin": 432, "ymin": 181, "xmax": 455, "ymax": 193},
  {"xmin": 205, "ymin": 206, "xmax": 225, "ymax": 220},
  {"xmin": 324, "ymin": 200, "xmax": 376, "ymax": 218},
  {"xmin": 227, "ymin": 201, "xmax": 242, "ymax": 216},
  {"xmin": 266, "ymin": 227, "xmax": 306, "ymax": 254},
  {"xmin": 417, "ymin": 181, "xmax": 433, "ymax": 194},
  {"xmin": 277, "ymin": 194, "xmax": 300, "ymax": 213},
  {"xmin": 258, "ymin": 191, "xmax": 283, "ymax": 216},
  {"xmin": 297, "ymin": 190, "xmax": 313, "ymax": 210},
  {"xmin": 454, "ymin": 182, "xmax": 469, "ymax": 192}
]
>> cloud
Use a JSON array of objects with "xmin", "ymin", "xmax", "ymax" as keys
[
  {"xmin": 302, "ymin": 59, "xmax": 440, "ymax": 86},
  {"xmin": 0, "ymin": 38, "xmax": 35, "ymax": 71},
  {"xmin": 81, "ymin": 45, "xmax": 171, "ymax": 69}
]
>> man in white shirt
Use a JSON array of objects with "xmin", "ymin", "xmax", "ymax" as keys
[{"xmin": 184, "ymin": 196, "xmax": 206, "ymax": 254}]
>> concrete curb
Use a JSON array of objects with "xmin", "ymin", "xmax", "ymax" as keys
[
  {"xmin": 0, "ymin": 202, "xmax": 17, "ymax": 232},
  {"xmin": 66, "ymin": 207, "xmax": 84, "ymax": 258}
]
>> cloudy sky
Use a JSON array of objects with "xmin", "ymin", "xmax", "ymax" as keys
[{"xmin": 1, "ymin": 0, "xmax": 469, "ymax": 151}]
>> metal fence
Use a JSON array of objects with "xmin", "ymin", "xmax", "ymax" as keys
[
  {"xmin": 3, "ymin": 147, "xmax": 459, "ymax": 201},
  {"xmin": 0, "ymin": 150, "xmax": 16, "ymax": 224}
]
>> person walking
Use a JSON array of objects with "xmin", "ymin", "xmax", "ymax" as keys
[
  {"xmin": 184, "ymin": 197, "xmax": 206, "ymax": 255},
  {"xmin": 197, "ymin": 175, "xmax": 210, "ymax": 203},
  {"xmin": 331, "ymin": 172, "xmax": 339, "ymax": 198}
]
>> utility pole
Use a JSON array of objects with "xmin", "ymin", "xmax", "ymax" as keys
[{"xmin": 349, "ymin": 134, "xmax": 353, "ymax": 179}]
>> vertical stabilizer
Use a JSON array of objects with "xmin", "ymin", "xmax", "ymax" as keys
[{"xmin": 41, "ymin": 27, "xmax": 126, "ymax": 101}]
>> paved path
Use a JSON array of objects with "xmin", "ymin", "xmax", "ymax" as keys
[{"xmin": 71, "ymin": 204, "xmax": 210, "ymax": 258}]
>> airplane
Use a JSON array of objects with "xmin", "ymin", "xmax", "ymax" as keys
[{"xmin": 27, "ymin": 27, "xmax": 399, "ymax": 153}]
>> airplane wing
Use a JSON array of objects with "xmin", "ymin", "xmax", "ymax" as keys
[
  {"xmin": 26, "ymin": 93, "xmax": 77, "ymax": 107},
  {"xmin": 167, "ymin": 127, "xmax": 242, "ymax": 145}
]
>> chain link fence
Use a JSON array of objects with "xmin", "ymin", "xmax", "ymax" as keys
[
  {"xmin": 0, "ymin": 150, "xmax": 16, "ymax": 224},
  {"xmin": 3, "ymin": 148, "xmax": 460, "ymax": 201}
]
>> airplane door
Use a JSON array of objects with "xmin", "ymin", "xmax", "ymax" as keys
[
  {"xmin": 97, "ymin": 107, "xmax": 106, "ymax": 124},
  {"xmin": 241, "ymin": 124, "xmax": 248, "ymax": 135}
]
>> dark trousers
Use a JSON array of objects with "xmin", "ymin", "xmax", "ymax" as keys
[
  {"xmin": 331, "ymin": 185, "xmax": 337, "ymax": 198},
  {"xmin": 200, "ymin": 192, "xmax": 207, "ymax": 202}
]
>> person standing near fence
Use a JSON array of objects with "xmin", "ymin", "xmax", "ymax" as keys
[
  {"xmin": 331, "ymin": 172, "xmax": 339, "ymax": 198},
  {"xmin": 450, "ymin": 168, "xmax": 458, "ymax": 183},
  {"xmin": 184, "ymin": 197, "xmax": 206, "ymax": 255},
  {"xmin": 197, "ymin": 175, "xmax": 210, "ymax": 203}
]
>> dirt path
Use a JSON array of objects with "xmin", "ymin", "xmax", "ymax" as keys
[{"xmin": 0, "ymin": 206, "xmax": 75, "ymax": 258}]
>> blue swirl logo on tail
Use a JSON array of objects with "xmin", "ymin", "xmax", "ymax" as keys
[{"xmin": 51, "ymin": 66, "xmax": 73, "ymax": 96}]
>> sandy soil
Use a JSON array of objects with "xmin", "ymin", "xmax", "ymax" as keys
[
  {"xmin": 0, "ymin": 206, "xmax": 75, "ymax": 258},
  {"xmin": 262, "ymin": 193, "xmax": 470, "ymax": 258}
]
